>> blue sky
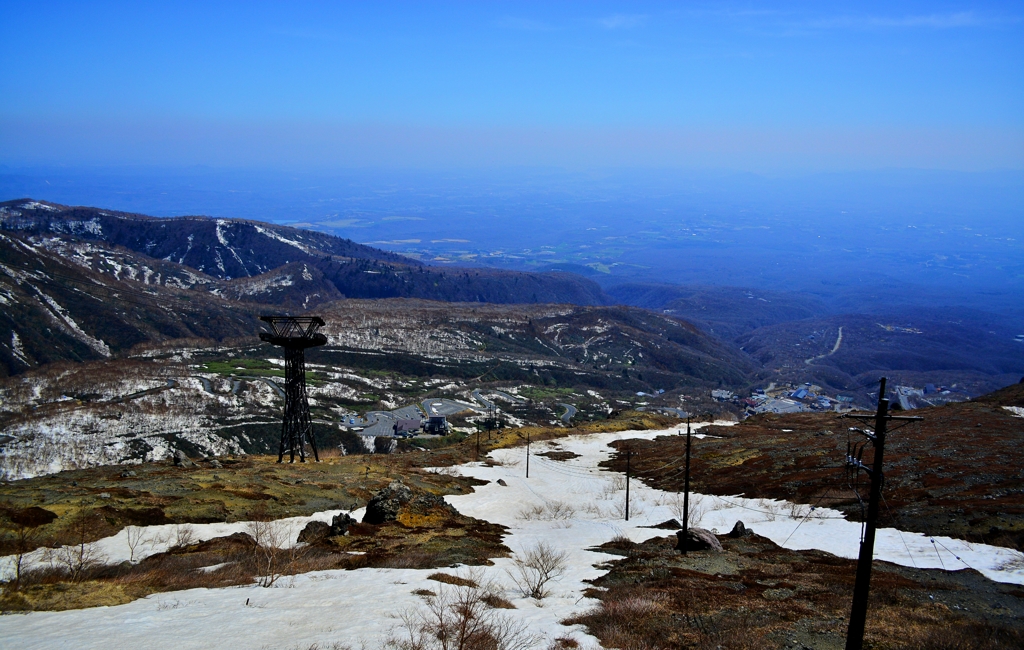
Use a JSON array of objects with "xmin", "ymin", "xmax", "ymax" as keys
[{"xmin": 1, "ymin": 1, "xmax": 1022, "ymax": 171}]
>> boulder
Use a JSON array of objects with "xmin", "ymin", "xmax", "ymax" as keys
[
  {"xmin": 650, "ymin": 518, "xmax": 682, "ymax": 530},
  {"xmin": 173, "ymin": 450, "xmax": 196, "ymax": 468},
  {"xmin": 297, "ymin": 520, "xmax": 331, "ymax": 544},
  {"xmin": 363, "ymin": 481, "xmax": 414, "ymax": 524},
  {"xmin": 362, "ymin": 482, "xmax": 458, "ymax": 526},
  {"xmin": 330, "ymin": 512, "xmax": 357, "ymax": 536},
  {"xmin": 728, "ymin": 521, "xmax": 750, "ymax": 538},
  {"xmin": 297, "ymin": 513, "xmax": 357, "ymax": 543},
  {"xmin": 676, "ymin": 527, "xmax": 723, "ymax": 552},
  {"xmin": 497, "ymin": 479, "xmax": 507, "ymax": 487}
]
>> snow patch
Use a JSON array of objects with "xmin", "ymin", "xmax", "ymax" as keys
[
  {"xmin": 215, "ymin": 219, "xmax": 230, "ymax": 246},
  {"xmin": 10, "ymin": 331, "xmax": 29, "ymax": 365},
  {"xmin": 253, "ymin": 224, "xmax": 313, "ymax": 254},
  {"xmin": 31, "ymin": 287, "xmax": 111, "ymax": 357},
  {"xmin": 19, "ymin": 201, "xmax": 59, "ymax": 212}
]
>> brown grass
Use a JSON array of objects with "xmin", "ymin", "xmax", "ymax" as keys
[
  {"xmin": 427, "ymin": 572, "xmax": 478, "ymax": 588},
  {"xmin": 565, "ymin": 531, "xmax": 1024, "ymax": 650}
]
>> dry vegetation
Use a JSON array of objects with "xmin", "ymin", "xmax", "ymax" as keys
[
  {"xmin": 566, "ymin": 531, "xmax": 1024, "ymax": 650},
  {"xmin": 604, "ymin": 383, "xmax": 1024, "ymax": 551},
  {"xmin": 0, "ymin": 411, "xmax": 675, "ymax": 612}
]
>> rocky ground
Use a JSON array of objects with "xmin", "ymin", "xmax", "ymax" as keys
[
  {"xmin": 604, "ymin": 382, "xmax": 1024, "ymax": 551},
  {"xmin": 568, "ymin": 528, "xmax": 1024, "ymax": 650},
  {"xmin": 0, "ymin": 411, "xmax": 677, "ymax": 612}
]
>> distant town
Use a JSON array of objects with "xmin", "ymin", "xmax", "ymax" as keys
[{"xmin": 712, "ymin": 381, "xmax": 968, "ymax": 416}]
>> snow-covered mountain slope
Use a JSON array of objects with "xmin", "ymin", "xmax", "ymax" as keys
[
  {"xmin": 0, "ymin": 199, "xmax": 409, "ymax": 279},
  {"xmin": 0, "ymin": 231, "xmax": 263, "ymax": 376},
  {"xmin": 0, "ymin": 198, "xmax": 609, "ymax": 308}
]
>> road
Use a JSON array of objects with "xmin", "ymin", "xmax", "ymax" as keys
[
  {"xmin": 491, "ymin": 390, "xmax": 524, "ymax": 403},
  {"xmin": 200, "ymin": 376, "xmax": 284, "ymax": 398},
  {"xmin": 471, "ymin": 389, "xmax": 494, "ymax": 410},
  {"xmin": 557, "ymin": 403, "xmax": 577, "ymax": 423},
  {"xmin": 421, "ymin": 398, "xmax": 480, "ymax": 417},
  {"xmin": 360, "ymin": 411, "xmax": 396, "ymax": 438},
  {"xmin": 805, "ymin": 327, "xmax": 844, "ymax": 365},
  {"xmin": 356, "ymin": 404, "xmax": 427, "ymax": 438}
]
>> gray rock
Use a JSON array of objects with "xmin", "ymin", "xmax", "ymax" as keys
[
  {"xmin": 410, "ymin": 493, "xmax": 457, "ymax": 515},
  {"xmin": 362, "ymin": 481, "xmax": 413, "ymax": 525},
  {"xmin": 650, "ymin": 518, "xmax": 682, "ymax": 530},
  {"xmin": 728, "ymin": 521, "xmax": 750, "ymax": 538},
  {"xmin": 297, "ymin": 520, "xmax": 331, "ymax": 543},
  {"xmin": 676, "ymin": 527, "xmax": 723, "ymax": 552},
  {"xmin": 208, "ymin": 459, "xmax": 223, "ymax": 469},
  {"xmin": 330, "ymin": 512, "xmax": 357, "ymax": 536},
  {"xmin": 497, "ymin": 479, "xmax": 507, "ymax": 486},
  {"xmin": 173, "ymin": 450, "xmax": 196, "ymax": 468},
  {"xmin": 99, "ymin": 492, "xmax": 111, "ymax": 499},
  {"xmin": 120, "ymin": 470, "xmax": 137, "ymax": 478}
]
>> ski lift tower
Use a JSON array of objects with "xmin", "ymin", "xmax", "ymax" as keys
[{"xmin": 259, "ymin": 316, "xmax": 328, "ymax": 463}]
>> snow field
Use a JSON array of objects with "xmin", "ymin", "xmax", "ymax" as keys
[{"xmin": 1, "ymin": 423, "xmax": 1023, "ymax": 649}]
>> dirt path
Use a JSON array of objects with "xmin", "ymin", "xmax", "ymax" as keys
[{"xmin": 805, "ymin": 326, "xmax": 843, "ymax": 365}]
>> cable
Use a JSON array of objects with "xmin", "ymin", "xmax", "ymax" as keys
[
  {"xmin": 881, "ymin": 492, "xmax": 918, "ymax": 568},
  {"xmin": 781, "ymin": 466, "xmax": 854, "ymax": 545},
  {"xmin": 931, "ymin": 537, "xmax": 979, "ymax": 572}
]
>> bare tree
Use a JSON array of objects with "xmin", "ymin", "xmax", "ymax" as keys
[
  {"xmin": 55, "ymin": 512, "xmax": 105, "ymax": 582},
  {"xmin": 505, "ymin": 542, "xmax": 569, "ymax": 600},
  {"xmin": 666, "ymin": 492, "xmax": 706, "ymax": 528},
  {"xmin": 125, "ymin": 525, "xmax": 148, "ymax": 563},
  {"xmin": 245, "ymin": 511, "xmax": 287, "ymax": 588},
  {"xmin": 384, "ymin": 583, "xmax": 539, "ymax": 650},
  {"xmin": 3, "ymin": 524, "xmax": 41, "ymax": 590},
  {"xmin": 171, "ymin": 523, "xmax": 197, "ymax": 548}
]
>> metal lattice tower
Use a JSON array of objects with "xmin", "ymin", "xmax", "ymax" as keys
[{"xmin": 259, "ymin": 316, "xmax": 328, "ymax": 463}]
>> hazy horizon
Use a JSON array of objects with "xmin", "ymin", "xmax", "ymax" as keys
[{"xmin": 2, "ymin": 1, "xmax": 1022, "ymax": 316}]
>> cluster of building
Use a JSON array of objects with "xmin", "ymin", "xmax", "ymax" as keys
[
  {"xmin": 892, "ymin": 383, "xmax": 962, "ymax": 410},
  {"xmin": 712, "ymin": 383, "xmax": 859, "ymax": 416},
  {"xmin": 712, "ymin": 380, "xmax": 966, "ymax": 416}
]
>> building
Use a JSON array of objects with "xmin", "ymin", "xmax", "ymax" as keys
[
  {"xmin": 393, "ymin": 418, "xmax": 422, "ymax": 437},
  {"xmin": 424, "ymin": 415, "xmax": 449, "ymax": 435}
]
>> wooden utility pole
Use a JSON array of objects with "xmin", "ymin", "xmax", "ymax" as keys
[
  {"xmin": 842, "ymin": 378, "xmax": 922, "ymax": 650},
  {"xmin": 525, "ymin": 430, "xmax": 530, "ymax": 478},
  {"xmin": 681, "ymin": 417, "xmax": 692, "ymax": 555},
  {"xmin": 625, "ymin": 449, "xmax": 632, "ymax": 521}
]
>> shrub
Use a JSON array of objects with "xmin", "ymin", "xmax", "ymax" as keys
[
  {"xmin": 384, "ymin": 583, "xmax": 538, "ymax": 650},
  {"xmin": 505, "ymin": 542, "xmax": 568, "ymax": 600}
]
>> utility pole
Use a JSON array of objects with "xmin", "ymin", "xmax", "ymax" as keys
[
  {"xmin": 842, "ymin": 378, "xmax": 922, "ymax": 650},
  {"xmin": 681, "ymin": 416, "xmax": 692, "ymax": 555},
  {"xmin": 476, "ymin": 429, "xmax": 480, "ymax": 461},
  {"xmin": 487, "ymin": 402, "xmax": 496, "ymax": 441},
  {"xmin": 526, "ymin": 430, "xmax": 530, "ymax": 478},
  {"xmin": 625, "ymin": 448, "xmax": 632, "ymax": 521}
]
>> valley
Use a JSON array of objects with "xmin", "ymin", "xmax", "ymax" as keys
[{"xmin": 1, "ymin": 198, "xmax": 1022, "ymax": 484}]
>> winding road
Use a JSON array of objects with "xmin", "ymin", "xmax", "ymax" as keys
[{"xmin": 805, "ymin": 326, "xmax": 843, "ymax": 365}]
